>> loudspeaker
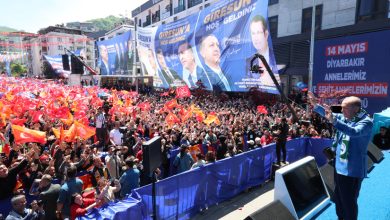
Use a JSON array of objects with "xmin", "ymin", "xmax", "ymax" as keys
[
  {"xmin": 62, "ymin": 55, "xmax": 70, "ymax": 71},
  {"xmin": 244, "ymin": 200, "xmax": 295, "ymax": 220},
  {"xmin": 367, "ymin": 142, "xmax": 384, "ymax": 163},
  {"xmin": 142, "ymin": 136, "xmax": 162, "ymax": 176},
  {"xmin": 319, "ymin": 162, "xmax": 335, "ymax": 201},
  {"xmin": 367, "ymin": 156, "xmax": 374, "ymax": 173},
  {"xmin": 71, "ymin": 55, "xmax": 84, "ymax": 74}
]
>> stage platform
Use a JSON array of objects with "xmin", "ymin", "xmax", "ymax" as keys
[{"xmin": 192, "ymin": 151, "xmax": 390, "ymax": 220}]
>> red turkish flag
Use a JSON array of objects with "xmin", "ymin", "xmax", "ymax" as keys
[
  {"xmin": 257, "ymin": 105, "xmax": 268, "ymax": 114},
  {"xmin": 137, "ymin": 102, "xmax": 151, "ymax": 111},
  {"xmin": 10, "ymin": 118, "xmax": 27, "ymax": 126},
  {"xmin": 176, "ymin": 86, "xmax": 191, "ymax": 98}
]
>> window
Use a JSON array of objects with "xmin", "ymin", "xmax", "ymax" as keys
[
  {"xmin": 356, "ymin": 0, "xmax": 388, "ymax": 22},
  {"xmin": 58, "ymin": 45, "xmax": 63, "ymax": 50},
  {"xmin": 57, "ymin": 37, "xmax": 62, "ymax": 42},
  {"xmin": 268, "ymin": 16, "xmax": 278, "ymax": 39},
  {"xmin": 301, "ymin": 5, "xmax": 323, "ymax": 33},
  {"xmin": 269, "ymin": 0, "xmax": 279, "ymax": 5}
]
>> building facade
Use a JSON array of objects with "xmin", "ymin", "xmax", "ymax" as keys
[{"xmin": 30, "ymin": 26, "xmax": 95, "ymax": 76}]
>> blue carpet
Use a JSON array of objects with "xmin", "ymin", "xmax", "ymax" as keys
[{"xmin": 315, "ymin": 151, "xmax": 390, "ymax": 220}]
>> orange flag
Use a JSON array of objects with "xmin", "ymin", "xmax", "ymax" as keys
[
  {"xmin": 11, "ymin": 125, "xmax": 47, "ymax": 144},
  {"xmin": 203, "ymin": 112, "xmax": 220, "ymax": 126},
  {"xmin": 164, "ymin": 99, "xmax": 178, "ymax": 110},
  {"xmin": 189, "ymin": 145, "xmax": 201, "ymax": 162},
  {"xmin": 165, "ymin": 113, "xmax": 180, "ymax": 127},
  {"xmin": 60, "ymin": 112, "xmax": 74, "ymax": 126},
  {"xmin": 193, "ymin": 106, "xmax": 205, "ymax": 122},
  {"xmin": 74, "ymin": 121, "xmax": 96, "ymax": 140},
  {"xmin": 180, "ymin": 105, "xmax": 194, "ymax": 122}
]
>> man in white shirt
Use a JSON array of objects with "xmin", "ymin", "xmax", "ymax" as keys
[{"xmin": 109, "ymin": 121, "xmax": 123, "ymax": 146}]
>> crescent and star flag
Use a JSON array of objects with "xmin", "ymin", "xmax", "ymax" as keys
[
  {"xmin": 11, "ymin": 124, "xmax": 47, "ymax": 144},
  {"xmin": 165, "ymin": 112, "xmax": 180, "ymax": 127},
  {"xmin": 137, "ymin": 102, "xmax": 151, "ymax": 111}
]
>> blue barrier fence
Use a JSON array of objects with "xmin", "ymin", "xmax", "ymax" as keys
[{"xmin": 80, "ymin": 137, "xmax": 332, "ymax": 220}]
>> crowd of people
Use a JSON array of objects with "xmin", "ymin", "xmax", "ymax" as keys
[{"xmin": 0, "ymin": 77, "xmax": 340, "ymax": 219}]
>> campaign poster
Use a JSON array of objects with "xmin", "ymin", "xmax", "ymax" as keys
[
  {"xmin": 136, "ymin": 26, "xmax": 166, "ymax": 87},
  {"xmin": 194, "ymin": 0, "xmax": 279, "ymax": 92},
  {"xmin": 313, "ymin": 30, "xmax": 390, "ymax": 114},
  {"xmin": 136, "ymin": 0, "xmax": 279, "ymax": 92},
  {"xmin": 97, "ymin": 30, "xmax": 132, "ymax": 75},
  {"xmin": 154, "ymin": 13, "xmax": 200, "ymax": 88}
]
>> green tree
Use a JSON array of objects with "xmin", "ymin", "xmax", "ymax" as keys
[
  {"xmin": 87, "ymin": 15, "xmax": 124, "ymax": 31},
  {"xmin": 10, "ymin": 63, "xmax": 27, "ymax": 76}
]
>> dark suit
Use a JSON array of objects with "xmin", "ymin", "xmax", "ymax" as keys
[
  {"xmin": 194, "ymin": 66, "xmax": 212, "ymax": 91},
  {"xmin": 160, "ymin": 68, "xmax": 185, "ymax": 87},
  {"xmin": 100, "ymin": 62, "xmax": 110, "ymax": 75},
  {"xmin": 202, "ymin": 65, "xmax": 231, "ymax": 91},
  {"xmin": 39, "ymin": 183, "xmax": 61, "ymax": 220}
]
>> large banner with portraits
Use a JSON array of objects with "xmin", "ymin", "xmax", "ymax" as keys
[
  {"xmin": 136, "ymin": 0, "xmax": 280, "ymax": 93},
  {"xmin": 97, "ymin": 30, "xmax": 133, "ymax": 75},
  {"xmin": 313, "ymin": 30, "xmax": 390, "ymax": 114}
]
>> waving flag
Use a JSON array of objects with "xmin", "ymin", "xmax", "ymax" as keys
[
  {"xmin": 11, "ymin": 125, "xmax": 47, "ymax": 144},
  {"xmin": 165, "ymin": 113, "xmax": 180, "ymax": 127},
  {"xmin": 193, "ymin": 106, "xmax": 205, "ymax": 122},
  {"xmin": 74, "ymin": 121, "xmax": 96, "ymax": 140},
  {"xmin": 176, "ymin": 86, "xmax": 191, "ymax": 98},
  {"xmin": 257, "ymin": 105, "xmax": 268, "ymax": 115},
  {"xmin": 10, "ymin": 118, "xmax": 27, "ymax": 126},
  {"xmin": 203, "ymin": 112, "xmax": 220, "ymax": 126},
  {"xmin": 160, "ymin": 91, "xmax": 169, "ymax": 97},
  {"xmin": 164, "ymin": 99, "xmax": 178, "ymax": 110},
  {"xmin": 137, "ymin": 102, "xmax": 151, "ymax": 111}
]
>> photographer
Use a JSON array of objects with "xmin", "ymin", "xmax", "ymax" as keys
[{"xmin": 6, "ymin": 195, "xmax": 45, "ymax": 220}]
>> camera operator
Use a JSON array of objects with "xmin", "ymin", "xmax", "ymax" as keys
[
  {"xmin": 122, "ymin": 127, "xmax": 136, "ymax": 155},
  {"xmin": 272, "ymin": 117, "xmax": 289, "ymax": 165},
  {"xmin": 6, "ymin": 195, "xmax": 45, "ymax": 220}
]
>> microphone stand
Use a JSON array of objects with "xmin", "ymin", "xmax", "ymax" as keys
[{"xmin": 250, "ymin": 54, "xmax": 299, "ymax": 123}]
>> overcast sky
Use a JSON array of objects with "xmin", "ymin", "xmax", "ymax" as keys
[{"xmin": 0, "ymin": 0, "xmax": 148, "ymax": 33}]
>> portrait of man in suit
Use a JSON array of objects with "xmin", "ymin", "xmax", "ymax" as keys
[
  {"xmin": 246, "ymin": 15, "xmax": 279, "ymax": 86},
  {"xmin": 178, "ymin": 42, "xmax": 212, "ymax": 90},
  {"xmin": 99, "ymin": 45, "xmax": 110, "ymax": 75},
  {"xmin": 199, "ymin": 34, "xmax": 231, "ymax": 91},
  {"xmin": 156, "ymin": 49, "xmax": 185, "ymax": 87}
]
